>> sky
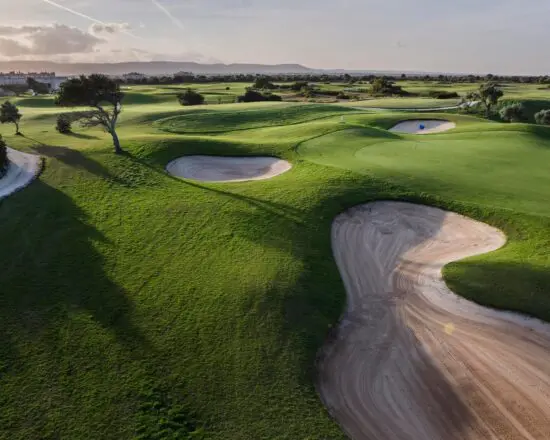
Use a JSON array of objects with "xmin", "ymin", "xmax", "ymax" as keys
[{"xmin": 0, "ymin": 0, "xmax": 549, "ymax": 74}]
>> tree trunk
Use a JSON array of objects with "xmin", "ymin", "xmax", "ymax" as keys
[
  {"xmin": 110, "ymin": 129, "xmax": 123, "ymax": 154},
  {"xmin": 15, "ymin": 121, "xmax": 20, "ymax": 135}
]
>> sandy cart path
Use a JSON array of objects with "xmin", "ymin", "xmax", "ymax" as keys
[{"xmin": 318, "ymin": 201, "xmax": 550, "ymax": 440}]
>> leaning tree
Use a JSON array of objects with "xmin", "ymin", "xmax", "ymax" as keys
[{"xmin": 55, "ymin": 75, "xmax": 125, "ymax": 154}]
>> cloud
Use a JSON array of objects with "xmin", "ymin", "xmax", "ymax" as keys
[
  {"xmin": 0, "ymin": 26, "xmax": 42, "ymax": 36},
  {"xmin": 0, "ymin": 24, "xmax": 104, "ymax": 57},
  {"xmin": 90, "ymin": 22, "xmax": 131, "ymax": 35}
]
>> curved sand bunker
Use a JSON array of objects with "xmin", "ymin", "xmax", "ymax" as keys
[
  {"xmin": 0, "ymin": 147, "xmax": 41, "ymax": 200},
  {"xmin": 390, "ymin": 120, "xmax": 456, "ymax": 134},
  {"xmin": 166, "ymin": 155, "xmax": 291, "ymax": 182},
  {"xmin": 319, "ymin": 202, "xmax": 550, "ymax": 440}
]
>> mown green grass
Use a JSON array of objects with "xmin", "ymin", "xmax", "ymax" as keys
[
  {"xmin": 1, "ymin": 85, "xmax": 549, "ymax": 440},
  {"xmin": 155, "ymin": 103, "xmax": 359, "ymax": 134}
]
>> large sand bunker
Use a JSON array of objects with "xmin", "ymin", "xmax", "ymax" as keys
[
  {"xmin": 318, "ymin": 202, "xmax": 550, "ymax": 440},
  {"xmin": 0, "ymin": 147, "xmax": 41, "ymax": 200},
  {"xmin": 390, "ymin": 120, "xmax": 456, "ymax": 134},
  {"xmin": 166, "ymin": 155, "xmax": 291, "ymax": 182}
]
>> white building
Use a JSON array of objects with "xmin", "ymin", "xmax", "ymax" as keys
[{"xmin": 0, "ymin": 72, "xmax": 68, "ymax": 91}]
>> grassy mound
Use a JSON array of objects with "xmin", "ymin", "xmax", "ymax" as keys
[{"xmin": 156, "ymin": 103, "xmax": 357, "ymax": 134}]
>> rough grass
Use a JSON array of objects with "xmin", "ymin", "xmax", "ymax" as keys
[{"xmin": 1, "ymin": 84, "xmax": 549, "ymax": 439}]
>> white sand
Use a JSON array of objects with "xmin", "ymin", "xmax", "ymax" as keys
[
  {"xmin": 166, "ymin": 155, "xmax": 292, "ymax": 182},
  {"xmin": 0, "ymin": 147, "xmax": 42, "ymax": 200},
  {"xmin": 390, "ymin": 120, "xmax": 456, "ymax": 134},
  {"xmin": 318, "ymin": 201, "xmax": 550, "ymax": 439}
]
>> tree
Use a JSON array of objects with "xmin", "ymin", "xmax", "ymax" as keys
[
  {"xmin": 0, "ymin": 135, "xmax": 8, "ymax": 178},
  {"xmin": 499, "ymin": 103, "xmax": 525, "ymax": 122},
  {"xmin": 253, "ymin": 77, "xmax": 275, "ymax": 90},
  {"xmin": 534, "ymin": 109, "xmax": 550, "ymax": 125},
  {"xmin": 237, "ymin": 90, "xmax": 282, "ymax": 103},
  {"xmin": 479, "ymin": 83, "xmax": 503, "ymax": 116},
  {"xmin": 26, "ymin": 77, "xmax": 50, "ymax": 95},
  {"xmin": 0, "ymin": 101, "xmax": 22, "ymax": 135},
  {"xmin": 55, "ymin": 75, "xmax": 124, "ymax": 154},
  {"xmin": 177, "ymin": 89, "xmax": 205, "ymax": 106},
  {"xmin": 370, "ymin": 77, "xmax": 408, "ymax": 96},
  {"xmin": 56, "ymin": 114, "xmax": 72, "ymax": 134}
]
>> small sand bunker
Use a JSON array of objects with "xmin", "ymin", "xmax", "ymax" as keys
[
  {"xmin": 0, "ymin": 147, "xmax": 41, "ymax": 200},
  {"xmin": 166, "ymin": 155, "xmax": 291, "ymax": 183},
  {"xmin": 390, "ymin": 119, "xmax": 456, "ymax": 134}
]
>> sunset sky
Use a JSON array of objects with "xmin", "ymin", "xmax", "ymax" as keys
[{"xmin": 0, "ymin": 0, "xmax": 548, "ymax": 74}]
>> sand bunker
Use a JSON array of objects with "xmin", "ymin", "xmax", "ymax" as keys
[
  {"xmin": 390, "ymin": 119, "xmax": 456, "ymax": 134},
  {"xmin": 166, "ymin": 155, "xmax": 291, "ymax": 182},
  {"xmin": 318, "ymin": 202, "xmax": 550, "ymax": 440},
  {"xmin": 0, "ymin": 147, "xmax": 41, "ymax": 200}
]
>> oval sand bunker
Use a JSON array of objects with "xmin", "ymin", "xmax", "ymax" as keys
[
  {"xmin": 390, "ymin": 119, "xmax": 456, "ymax": 134},
  {"xmin": 166, "ymin": 155, "xmax": 291, "ymax": 182}
]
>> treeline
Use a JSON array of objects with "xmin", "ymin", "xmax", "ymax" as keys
[{"xmin": 117, "ymin": 72, "xmax": 550, "ymax": 85}]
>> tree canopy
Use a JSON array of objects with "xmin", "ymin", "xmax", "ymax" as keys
[
  {"xmin": 535, "ymin": 109, "xmax": 550, "ymax": 126},
  {"xmin": 177, "ymin": 89, "xmax": 205, "ymax": 106},
  {"xmin": 499, "ymin": 103, "xmax": 525, "ymax": 122},
  {"xmin": 0, "ymin": 101, "xmax": 22, "ymax": 135},
  {"xmin": 479, "ymin": 83, "xmax": 504, "ymax": 115}
]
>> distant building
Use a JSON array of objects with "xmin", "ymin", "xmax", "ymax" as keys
[
  {"xmin": 0, "ymin": 72, "xmax": 69, "ymax": 92},
  {"xmin": 122, "ymin": 72, "xmax": 148, "ymax": 81}
]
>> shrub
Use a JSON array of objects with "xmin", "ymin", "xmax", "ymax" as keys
[
  {"xmin": 370, "ymin": 77, "xmax": 410, "ymax": 96},
  {"xmin": 253, "ymin": 77, "xmax": 276, "ymax": 90},
  {"xmin": 337, "ymin": 92, "xmax": 350, "ymax": 99},
  {"xmin": 237, "ymin": 90, "xmax": 282, "ymax": 103},
  {"xmin": 428, "ymin": 90, "xmax": 460, "ymax": 99},
  {"xmin": 290, "ymin": 81, "xmax": 309, "ymax": 92},
  {"xmin": 0, "ymin": 135, "xmax": 7, "ymax": 178},
  {"xmin": 56, "ymin": 114, "xmax": 72, "ymax": 133},
  {"xmin": 225, "ymin": 86, "xmax": 230, "ymax": 90},
  {"xmin": 500, "ymin": 103, "xmax": 525, "ymax": 122},
  {"xmin": 177, "ymin": 89, "xmax": 205, "ymax": 106},
  {"xmin": 534, "ymin": 109, "xmax": 550, "ymax": 125}
]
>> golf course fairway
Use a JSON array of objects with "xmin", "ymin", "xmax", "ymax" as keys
[{"xmin": 0, "ymin": 94, "xmax": 549, "ymax": 440}]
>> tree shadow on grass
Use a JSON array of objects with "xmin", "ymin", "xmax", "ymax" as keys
[
  {"xmin": 0, "ymin": 180, "xmax": 149, "ymax": 375},
  {"xmin": 65, "ymin": 131, "xmax": 100, "ymax": 140},
  {"xmin": 22, "ymin": 136, "xmax": 131, "ymax": 186}
]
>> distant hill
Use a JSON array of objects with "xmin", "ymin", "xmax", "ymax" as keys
[{"xmin": 0, "ymin": 61, "xmax": 315, "ymax": 76}]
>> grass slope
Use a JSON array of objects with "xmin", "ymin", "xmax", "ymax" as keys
[{"xmin": 1, "ymin": 89, "xmax": 549, "ymax": 439}]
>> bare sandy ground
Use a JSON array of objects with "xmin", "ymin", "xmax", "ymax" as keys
[
  {"xmin": 318, "ymin": 202, "xmax": 550, "ymax": 440},
  {"xmin": 166, "ymin": 155, "xmax": 291, "ymax": 182},
  {"xmin": 390, "ymin": 120, "xmax": 457, "ymax": 134},
  {"xmin": 0, "ymin": 147, "xmax": 41, "ymax": 200}
]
